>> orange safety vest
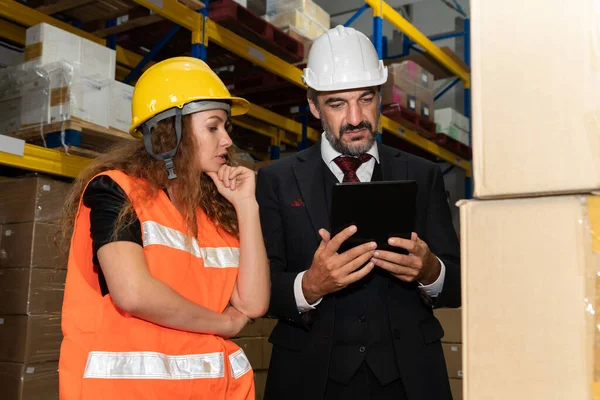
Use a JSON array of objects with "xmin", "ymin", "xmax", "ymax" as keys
[{"xmin": 59, "ymin": 170, "xmax": 254, "ymax": 400}]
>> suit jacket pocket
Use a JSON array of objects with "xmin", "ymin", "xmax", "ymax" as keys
[{"xmin": 420, "ymin": 316, "xmax": 445, "ymax": 344}]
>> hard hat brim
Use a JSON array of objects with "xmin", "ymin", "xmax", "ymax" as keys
[{"xmin": 129, "ymin": 96, "xmax": 250, "ymax": 139}]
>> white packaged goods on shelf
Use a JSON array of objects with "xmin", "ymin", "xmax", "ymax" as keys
[
  {"xmin": 109, "ymin": 80, "xmax": 134, "ymax": 133},
  {"xmin": 233, "ymin": 0, "xmax": 247, "ymax": 6},
  {"xmin": 435, "ymin": 108, "xmax": 470, "ymax": 133},
  {"xmin": 24, "ymin": 23, "xmax": 116, "ymax": 80},
  {"xmin": 265, "ymin": 0, "xmax": 330, "ymax": 28},
  {"xmin": 0, "ymin": 61, "xmax": 111, "ymax": 136},
  {"xmin": 436, "ymin": 124, "xmax": 470, "ymax": 147},
  {"xmin": 265, "ymin": 10, "xmax": 327, "ymax": 40}
]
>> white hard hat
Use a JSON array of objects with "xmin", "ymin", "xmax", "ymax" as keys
[{"xmin": 303, "ymin": 25, "xmax": 388, "ymax": 92}]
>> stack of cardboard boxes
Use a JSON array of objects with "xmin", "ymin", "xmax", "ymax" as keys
[
  {"xmin": 435, "ymin": 308, "xmax": 463, "ymax": 399},
  {"xmin": 232, "ymin": 318, "xmax": 277, "ymax": 400},
  {"xmin": 382, "ymin": 61, "xmax": 435, "ymax": 122},
  {"xmin": 0, "ymin": 23, "xmax": 133, "ymax": 135},
  {"xmin": 0, "ymin": 175, "xmax": 72, "ymax": 400},
  {"xmin": 460, "ymin": 0, "xmax": 599, "ymax": 398},
  {"xmin": 262, "ymin": 0, "xmax": 330, "ymax": 64}
]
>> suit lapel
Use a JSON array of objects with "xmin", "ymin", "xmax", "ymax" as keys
[
  {"xmin": 378, "ymin": 141, "xmax": 408, "ymax": 181},
  {"xmin": 293, "ymin": 143, "xmax": 330, "ymax": 240}
]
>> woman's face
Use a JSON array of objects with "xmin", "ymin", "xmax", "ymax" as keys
[{"xmin": 191, "ymin": 109, "xmax": 233, "ymax": 173}]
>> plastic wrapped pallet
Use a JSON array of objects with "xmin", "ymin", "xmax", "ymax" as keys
[
  {"xmin": 459, "ymin": 195, "xmax": 600, "ymax": 399},
  {"xmin": 265, "ymin": 10, "xmax": 327, "ymax": 40},
  {"xmin": 0, "ymin": 61, "xmax": 111, "ymax": 133},
  {"xmin": 265, "ymin": 0, "xmax": 330, "ymax": 29},
  {"xmin": 0, "ymin": 361, "xmax": 59, "ymax": 400},
  {"xmin": 109, "ymin": 80, "xmax": 134, "ymax": 133}
]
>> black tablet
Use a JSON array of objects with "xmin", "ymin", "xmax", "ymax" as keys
[{"xmin": 330, "ymin": 180, "xmax": 418, "ymax": 254}]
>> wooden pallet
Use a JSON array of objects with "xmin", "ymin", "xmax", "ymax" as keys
[
  {"xmin": 434, "ymin": 133, "xmax": 472, "ymax": 160},
  {"xmin": 209, "ymin": 0, "xmax": 304, "ymax": 63},
  {"xmin": 382, "ymin": 104, "xmax": 437, "ymax": 139},
  {"xmin": 224, "ymin": 73, "xmax": 291, "ymax": 96},
  {"xmin": 7, "ymin": 119, "xmax": 134, "ymax": 155}
]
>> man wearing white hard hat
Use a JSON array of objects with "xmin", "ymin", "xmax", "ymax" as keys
[{"xmin": 256, "ymin": 26, "xmax": 460, "ymax": 400}]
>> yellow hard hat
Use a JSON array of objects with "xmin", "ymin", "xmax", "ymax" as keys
[{"xmin": 129, "ymin": 56, "xmax": 250, "ymax": 138}]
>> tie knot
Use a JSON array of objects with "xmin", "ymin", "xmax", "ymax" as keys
[{"xmin": 333, "ymin": 154, "xmax": 372, "ymax": 182}]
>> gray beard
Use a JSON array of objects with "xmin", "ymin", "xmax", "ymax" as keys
[{"xmin": 324, "ymin": 127, "xmax": 377, "ymax": 156}]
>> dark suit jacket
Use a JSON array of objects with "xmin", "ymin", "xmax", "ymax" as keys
[{"xmin": 256, "ymin": 140, "xmax": 461, "ymax": 400}]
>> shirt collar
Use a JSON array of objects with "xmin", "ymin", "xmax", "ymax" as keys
[{"xmin": 320, "ymin": 132, "xmax": 380, "ymax": 164}]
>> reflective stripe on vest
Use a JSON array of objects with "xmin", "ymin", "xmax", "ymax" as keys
[
  {"xmin": 142, "ymin": 221, "xmax": 240, "ymax": 268},
  {"xmin": 83, "ymin": 351, "xmax": 225, "ymax": 380},
  {"xmin": 228, "ymin": 349, "xmax": 252, "ymax": 379}
]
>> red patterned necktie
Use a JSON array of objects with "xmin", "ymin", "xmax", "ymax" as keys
[{"xmin": 333, "ymin": 154, "xmax": 373, "ymax": 183}]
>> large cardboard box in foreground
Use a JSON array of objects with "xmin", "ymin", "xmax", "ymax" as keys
[
  {"xmin": 459, "ymin": 195, "xmax": 599, "ymax": 399},
  {"xmin": 471, "ymin": 0, "xmax": 600, "ymax": 198}
]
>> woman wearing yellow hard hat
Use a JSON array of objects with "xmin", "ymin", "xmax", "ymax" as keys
[{"xmin": 57, "ymin": 56, "xmax": 270, "ymax": 400}]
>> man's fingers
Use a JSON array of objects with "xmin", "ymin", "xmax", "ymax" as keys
[
  {"xmin": 373, "ymin": 250, "xmax": 419, "ymax": 270},
  {"xmin": 372, "ymin": 257, "xmax": 419, "ymax": 278},
  {"xmin": 316, "ymin": 229, "xmax": 330, "ymax": 251},
  {"xmin": 388, "ymin": 237, "xmax": 421, "ymax": 255},
  {"xmin": 342, "ymin": 261, "xmax": 376, "ymax": 285},
  {"xmin": 339, "ymin": 250, "xmax": 376, "ymax": 276},
  {"xmin": 324, "ymin": 225, "xmax": 357, "ymax": 256},
  {"xmin": 337, "ymin": 241, "xmax": 377, "ymax": 266}
]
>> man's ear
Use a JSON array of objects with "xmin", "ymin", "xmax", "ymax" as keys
[{"xmin": 307, "ymin": 97, "xmax": 321, "ymax": 120}]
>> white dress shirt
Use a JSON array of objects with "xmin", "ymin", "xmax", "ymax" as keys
[{"xmin": 293, "ymin": 134, "xmax": 446, "ymax": 312}]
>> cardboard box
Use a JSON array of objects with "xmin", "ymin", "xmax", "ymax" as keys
[
  {"xmin": 459, "ymin": 195, "xmax": 599, "ymax": 399},
  {"xmin": 434, "ymin": 308, "xmax": 462, "ymax": 343},
  {"xmin": 232, "ymin": 337, "xmax": 272, "ymax": 371},
  {"xmin": 381, "ymin": 83, "xmax": 408, "ymax": 107},
  {"xmin": 254, "ymin": 370, "xmax": 268, "ymax": 400},
  {"xmin": 0, "ymin": 222, "xmax": 63, "ymax": 269},
  {"xmin": 0, "ymin": 315, "xmax": 62, "ymax": 363},
  {"xmin": 0, "ymin": 176, "xmax": 71, "ymax": 224},
  {"xmin": 436, "ymin": 108, "xmax": 470, "ymax": 133},
  {"xmin": 109, "ymin": 80, "xmax": 133, "ymax": 132},
  {"xmin": 387, "ymin": 63, "xmax": 417, "ymax": 96},
  {"xmin": 417, "ymin": 99, "xmax": 434, "ymax": 122},
  {"xmin": 25, "ymin": 23, "xmax": 115, "ymax": 80},
  {"xmin": 0, "ymin": 269, "xmax": 66, "ymax": 315},
  {"xmin": 236, "ymin": 318, "xmax": 277, "ymax": 338},
  {"xmin": 471, "ymin": 0, "xmax": 600, "ymax": 198},
  {"xmin": 18, "ymin": 69, "xmax": 51, "ymax": 127},
  {"xmin": 266, "ymin": 0, "xmax": 330, "ymax": 29},
  {"xmin": 449, "ymin": 378, "xmax": 462, "ymax": 400},
  {"xmin": 442, "ymin": 343, "xmax": 462, "ymax": 379},
  {"xmin": 283, "ymin": 25, "xmax": 313, "ymax": 63},
  {"xmin": 265, "ymin": 10, "xmax": 327, "ymax": 40},
  {"xmin": 0, "ymin": 361, "xmax": 58, "ymax": 400}
]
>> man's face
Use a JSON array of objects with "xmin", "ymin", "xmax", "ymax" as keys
[{"xmin": 309, "ymin": 87, "xmax": 380, "ymax": 156}]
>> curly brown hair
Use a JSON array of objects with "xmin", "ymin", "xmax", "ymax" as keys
[{"xmin": 58, "ymin": 114, "xmax": 239, "ymax": 255}]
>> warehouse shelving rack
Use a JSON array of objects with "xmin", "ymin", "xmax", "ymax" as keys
[{"xmin": 0, "ymin": 0, "xmax": 472, "ymax": 188}]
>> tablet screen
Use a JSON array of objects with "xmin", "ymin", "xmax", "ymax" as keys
[{"xmin": 330, "ymin": 180, "xmax": 418, "ymax": 254}]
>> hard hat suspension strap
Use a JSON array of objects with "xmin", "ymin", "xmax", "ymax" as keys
[{"xmin": 141, "ymin": 108, "xmax": 183, "ymax": 180}]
